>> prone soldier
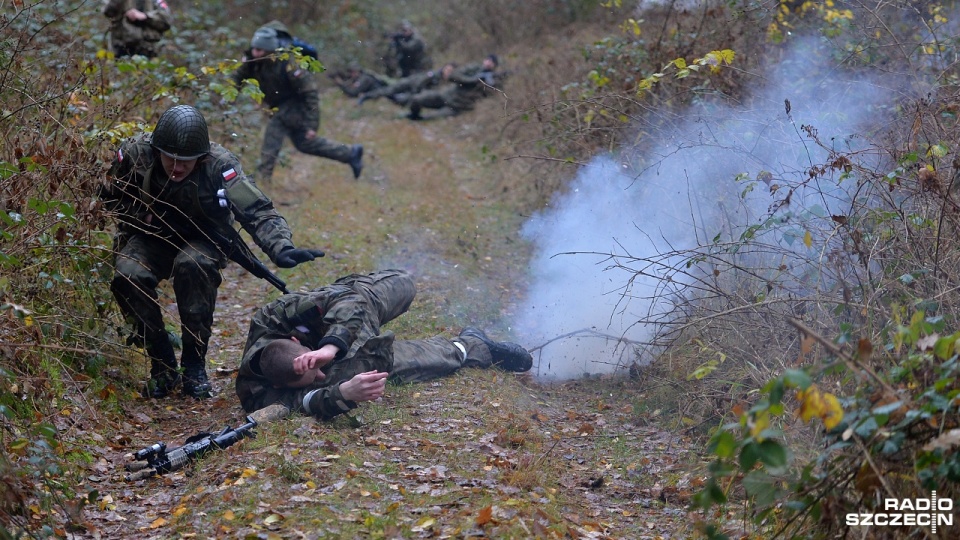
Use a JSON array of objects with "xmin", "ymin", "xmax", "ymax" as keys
[
  {"xmin": 235, "ymin": 269, "xmax": 533, "ymax": 418},
  {"xmin": 406, "ymin": 54, "xmax": 502, "ymax": 121}
]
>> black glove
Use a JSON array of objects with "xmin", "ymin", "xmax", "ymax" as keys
[{"xmin": 275, "ymin": 247, "xmax": 325, "ymax": 268}]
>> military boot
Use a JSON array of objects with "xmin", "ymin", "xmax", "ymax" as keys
[
  {"xmin": 181, "ymin": 351, "xmax": 212, "ymax": 399},
  {"xmin": 144, "ymin": 334, "xmax": 180, "ymax": 399},
  {"xmin": 458, "ymin": 327, "xmax": 533, "ymax": 372},
  {"xmin": 180, "ymin": 333, "xmax": 212, "ymax": 399}
]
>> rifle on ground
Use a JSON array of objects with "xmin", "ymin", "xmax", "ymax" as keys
[{"xmin": 124, "ymin": 403, "xmax": 290, "ymax": 481}]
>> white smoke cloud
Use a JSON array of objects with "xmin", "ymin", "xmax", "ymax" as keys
[{"xmin": 512, "ymin": 36, "xmax": 900, "ymax": 380}]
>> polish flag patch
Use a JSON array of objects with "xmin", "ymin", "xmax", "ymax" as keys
[
  {"xmin": 222, "ymin": 168, "xmax": 238, "ymax": 181},
  {"xmin": 117, "ymin": 148, "xmax": 124, "ymax": 162}
]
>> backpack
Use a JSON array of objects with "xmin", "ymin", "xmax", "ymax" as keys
[{"xmin": 275, "ymin": 29, "xmax": 318, "ymax": 59}]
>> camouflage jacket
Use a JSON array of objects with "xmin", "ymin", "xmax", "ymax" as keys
[
  {"xmin": 441, "ymin": 63, "xmax": 496, "ymax": 111},
  {"xmin": 235, "ymin": 283, "xmax": 395, "ymax": 418},
  {"xmin": 100, "ymin": 133, "xmax": 294, "ymax": 262},
  {"xmin": 369, "ymin": 69, "xmax": 441, "ymax": 98},
  {"xmin": 233, "ymin": 53, "xmax": 321, "ymax": 128},
  {"xmin": 394, "ymin": 32, "xmax": 431, "ymax": 75},
  {"xmin": 102, "ymin": 0, "xmax": 172, "ymax": 50}
]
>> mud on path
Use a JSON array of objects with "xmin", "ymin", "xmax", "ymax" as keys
[{"xmin": 76, "ymin": 91, "xmax": 704, "ymax": 539}]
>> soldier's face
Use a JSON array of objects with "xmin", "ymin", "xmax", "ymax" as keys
[
  {"xmin": 159, "ymin": 154, "xmax": 198, "ymax": 182},
  {"xmin": 251, "ymin": 48, "xmax": 268, "ymax": 59},
  {"xmin": 286, "ymin": 367, "xmax": 321, "ymax": 388}
]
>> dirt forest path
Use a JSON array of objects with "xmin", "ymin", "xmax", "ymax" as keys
[{"xmin": 78, "ymin": 90, "xmax": 703, "ymax": 539}]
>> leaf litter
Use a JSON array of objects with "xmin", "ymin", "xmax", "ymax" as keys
[{"xmin": 75, "ymin": 90, "xmax": 702, "ymax": 539}]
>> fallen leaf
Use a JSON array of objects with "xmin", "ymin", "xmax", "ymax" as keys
[{"xmin": 475, "ymin": 505, "xmax": 493, "ymax": 526}]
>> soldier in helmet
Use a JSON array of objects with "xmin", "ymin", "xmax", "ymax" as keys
[
  {"xmin": 235, "ymin": 269, "xmax": 533, "ymax": 418},
  {"xmin": 99, "ymin": 105, "xmax": 326, "ymax": 399},
  {"xmin": 102, "ymin": 0, "xmax": 173, "ymax": 58},
  {"xmin": 233, "ymin": 21, "xmax": 364, "ymax": 182}
]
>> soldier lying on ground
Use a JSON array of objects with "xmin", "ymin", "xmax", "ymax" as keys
[
  {"xmin": 329, "ymin": 63, "xmax": 392, "ymax": 98},
  {"xmin": 99, "ymin": 105, "xmax": 325, "ymax": 400},
  {"xmin": 357, "ymin": 63, "xmax": 457, "ymax": 106},
  {"xmin": 235, "ymin": 269, "xmax": 533, "ymax": 418},
  {"xmin": 405, "ymin": 54, "xmax": 502, "ymax": 121}
]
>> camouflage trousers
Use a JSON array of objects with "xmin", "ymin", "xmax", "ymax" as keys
[
  {"xmin": 111, "ymin": 233, "xmax": 224, "ymax": 368},
  {"xmin": 319, "ymin": 270, "xmax": 494, "ymax": 388},
  {"xmin": 257, "ymin": 100, "xmax": 352, "ymax": 181}
]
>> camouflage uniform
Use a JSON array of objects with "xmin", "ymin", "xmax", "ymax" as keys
[
  {"xmin": 408, "ymin": 63, "xmax": 498, "ymax": 119},
  {"xmin": 101, "ymin": 133, "xmax": 296, "ymax": 390},
  {"xmin": 361, "ymin": 68, "xmax": 443, "ymax": 104},
  {"xmin": 102, "ymin": 0, "xmax": 172, "ymax": 58},
  {"xmin": 385, "ymin": 23, "xmax": 432, "ymax": 77},
  {"xmin": 331, "ymin": 66, "xmax": 392, "ymax": 98},
  {"xmin": 236, "ymin": 270, "xmax": 496, "ymax": 418},
  {"xmin": 233, "ymin": 23, "xmax": 355, "ymax": 182}
]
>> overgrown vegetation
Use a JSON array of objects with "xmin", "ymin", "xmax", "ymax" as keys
[{"xmin": 4, "ymin": 0, "xmax": 960, "ymax": 538}]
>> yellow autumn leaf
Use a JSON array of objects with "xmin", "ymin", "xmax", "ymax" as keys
[
  {"xmin": 263, "ymin": 514, "xmax": 283, "ymax": 525},
  {"xmin": 24, "ymin": 315, "xmax": 33, "ymax": 327},
  {"xmin": 305, "ymin": 480, "xmax": 316, "ymax": 489},
  {"xmin": 750, "ymin": 410, "xmax": 771, "ymax": 440},
  {"xmin": 222, "ymin": 510, "xmax": 235, "ymax": 521},
  {"xmin": 241, "ymin": 467, "xmax": 258, "ymax": 478},
  {"xmin": 417, "ymin": 517, "xmax": 436, "ymax": 528},
  {"xmin": 803, "ymin": 230, "xmax": 813, "ymax": 248},
  {"xmin": 173, "ymin": 506, "xmax": 188, "ymax": 517},
  {"xmin": 821, "ymin": 392, "xmax": 844, "ymax": 430},
  {"xmin": 150, "ymin": 517, "xmax": 168, "ymax": 529},
  {"xmin": 797, "ymin": 386, "xmax": 824, "ymax": 423}
]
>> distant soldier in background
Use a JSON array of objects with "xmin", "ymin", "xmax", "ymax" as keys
[
  {"xmin": 384, "ymin": 20, "xmax": 432, "ymax": 78},
  {"xmin": 99, "ymin": 105, "xmax": 325, "ymax": 400},
  {"xmin": 330, "ymin": 63, "xmax": 392, "ymax": 98},
  {"xmin": 406, "ymin": 55, "xmax": 501, "ymax": 121},
  {"xmin": 233, "ymin": 21, "xmax": 364, "ymax": 182},
  {"xmin": 357, "ymin": 63, "xmax": 457, "ymax": 106},
  {"xmin": 102, "ymin": 0, "xmax": 172, "ymax": 58}
]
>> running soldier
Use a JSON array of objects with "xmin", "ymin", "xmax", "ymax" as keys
[
  {"xmin": 235, "ymin": 269, "xmax": 533, "ymax": 418},
  {"xmin": 233, "ymin": 21, "xmax": 364, "ymax": 182},
  {"xmin": 102, "ymin": 0, "xmax": 172, "ymax": 58},
  {"xmin": 99, "ymin": 105, "xmax": 325, "ymax": 400}
]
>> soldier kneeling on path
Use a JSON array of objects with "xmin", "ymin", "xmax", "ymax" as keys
[
  {"xmin": 235, "ymin": 269, "xmax": 533, "ymax": 419},
  {"xmin": 233, "ymin": 21, "xmax": 364, "ymax": 182},
  {"xmin": 99, "ymin": 105, "xmax": 326, "ymax": 400}
]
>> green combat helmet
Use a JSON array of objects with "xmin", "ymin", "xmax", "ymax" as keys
[{"xmin": 152, "ymin": 105, "xmax": 210, "ymax": 160}]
